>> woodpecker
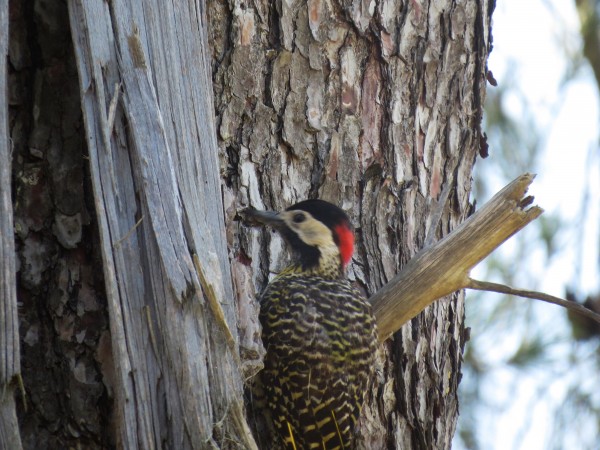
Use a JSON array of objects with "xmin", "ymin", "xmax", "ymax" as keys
[{"xmin": 247, "ymin": 199, "xmax": 378, "ymax": 450}]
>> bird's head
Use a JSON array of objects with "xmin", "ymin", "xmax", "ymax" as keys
[{"xmin": 244, "ymin": 199, "xmax": 355, "ymax": 276}]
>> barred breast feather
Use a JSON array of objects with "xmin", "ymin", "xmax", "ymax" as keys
[{"xmin": 259, "ymin": 272, "xmax": 378, "ymax": 450}]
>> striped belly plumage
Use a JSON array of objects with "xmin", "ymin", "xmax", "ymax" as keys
[{"xmin": 260, "ymin": 273, "xmax": 378, "ymax": 450}]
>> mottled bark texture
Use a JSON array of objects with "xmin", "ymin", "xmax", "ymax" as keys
[
  {"xmin": 214, "ymin": 0, "xmax": 494, "ymax": 448},
  {"xmin": 8, "ymin": 1, "xmax": 111, "ymax": 448}
]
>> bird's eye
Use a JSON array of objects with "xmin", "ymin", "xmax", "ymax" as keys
[{"xmin": 292, "ymin": 213, "xmax": 306, "ymax": 224}]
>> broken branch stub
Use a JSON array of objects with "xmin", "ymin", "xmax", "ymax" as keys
[{"xmin": 370, "ymin": 173, "xmax": 543, "ymax": 342}]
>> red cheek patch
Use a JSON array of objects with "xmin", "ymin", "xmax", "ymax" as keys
[{"xmin": 334, "ymin": 224, "xmax": 354, "ymax": 268}]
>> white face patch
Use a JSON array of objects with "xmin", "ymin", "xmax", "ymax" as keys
[{"xmin": 280, "ymin": 210, "xmax": 339, "ymax": 253}]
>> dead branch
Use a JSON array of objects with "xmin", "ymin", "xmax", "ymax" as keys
[
  {"xmin": 370, "ymin": 173, "xmax": 544, "ymax": 342},
  {"xmin": 466, "ymin": 279, "xmax": 600, "ymax": 325},
  {"xmin": 371, "ymin": 173, "xmax": 600, "ymax": 342}
]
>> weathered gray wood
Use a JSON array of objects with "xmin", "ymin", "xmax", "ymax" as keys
[
  {"xmin": 68, "ymin": 0, "xmax": 253, "ymax": 448},
  {"xmin": 0, "ymin": 0, "xmax": 23, "ymax": 448},
  {"xmin": 371, "ymin": 173, "xmax": 544, "ymax": 341}
]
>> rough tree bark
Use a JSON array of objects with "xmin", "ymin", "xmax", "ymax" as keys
[
  {"xmin": 3, "ymin": 0, "xmax": 494, "ymax": 449},
  {"xmin": 215, "ymin": 1, "xmax": 493, "ymax": 448},
  {"xmin": 8, "ymin": 1, "xmax": 110, "ymax": 448}
]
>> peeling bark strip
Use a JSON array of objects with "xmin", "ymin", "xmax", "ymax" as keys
[
  {"xmin": 0, "ymin": 1, "xmax": 23, "ymax": 447},
  {"xmin": 216, "ymin": 0, "xmax": 494, "ymax": 448},
  {"xmin": 68, "ymin": 0, "xmax": 253, "ymax": 448}
]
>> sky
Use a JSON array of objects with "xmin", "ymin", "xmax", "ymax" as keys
[
  {"xmin": 455, "ymin": 0, "xmax": 600, "ymax": 449},
  {"xmin": 482, "ymin": 0, "xmax": 599, "ymax": 295}
]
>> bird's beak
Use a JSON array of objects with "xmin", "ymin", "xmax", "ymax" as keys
[{"xmin": 240, "ymin": 207, "xmax": 285, "ymax": 229}]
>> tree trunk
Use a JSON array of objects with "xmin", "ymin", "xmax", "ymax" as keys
[
  {"xmin": 215, "ymin": 1, "xmax": 493, "ymax": 448},
  {"xmin": 3, "ymin": 0, "xmax": 494, "ymax": 449}
]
